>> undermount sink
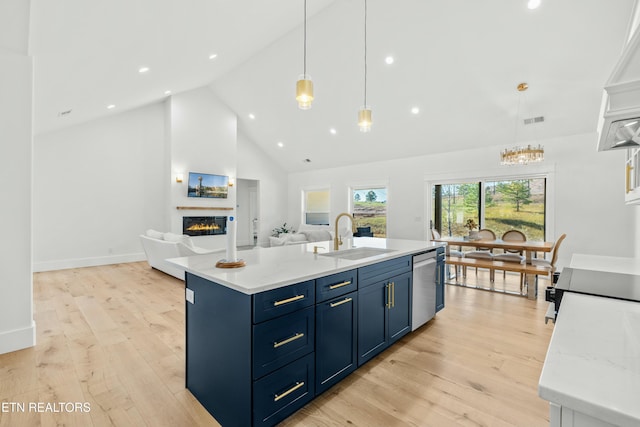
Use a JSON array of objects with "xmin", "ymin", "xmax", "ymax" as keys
[{"xmin": 319, "ymin": 247, "xmax": 396, "ymax": 260}]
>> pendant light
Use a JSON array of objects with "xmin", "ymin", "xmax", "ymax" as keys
[
  {"xmin": 500, "ymin": 83, "xmax": 544, "ymax": 165},
  {"xmin": 358, "ymin": 0, "xmax": 372, "ymax": 132},
  {"xmin": 296, "ymin": 0, "xmax": 313, "ymax": 109}
]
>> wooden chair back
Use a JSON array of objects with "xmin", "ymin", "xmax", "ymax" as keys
[
  {"xmin": 477, "ymin": 229, "xmax": 496, "ymax": 251},
  {"xmin": 502, "ymin": 230, "xmax": 526, "ymax": 254},
  {"xmin": 550, "ymin": 233, "xmax": 567, "ymax": 268}
]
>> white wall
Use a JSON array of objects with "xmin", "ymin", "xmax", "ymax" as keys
[
  {"xmin": 0, "ymin": 0, "xmax": 35, "ymax": 354},
  {"xmin": 33, "ymin": 103, "xmax": 167, "ymax": 271},
  {"xmin": 167, "ymin": 87, "xmax": 237, "ymax": 250},
  {"xmin": 237, "ymin": 130, "xmax": 288, "ymax": 246},
  {"xmin": 288, "ymin": 132, "xmax": 635, "ymax": 270}
]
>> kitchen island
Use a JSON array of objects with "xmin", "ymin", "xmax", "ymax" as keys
[{"xmin": 168, "ymin": 237, "xmax": 445, "ymax": 427}]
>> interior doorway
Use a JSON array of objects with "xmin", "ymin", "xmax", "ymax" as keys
[{"xmin": 236, "ymin": 178, "xmax": 259, "ymax": 247}]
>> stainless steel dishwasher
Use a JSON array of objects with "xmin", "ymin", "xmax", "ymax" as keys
[{"xmin": 412, "ymin": 250, "xmax": 438, "ymax": 330}]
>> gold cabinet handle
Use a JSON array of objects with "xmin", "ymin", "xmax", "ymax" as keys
[
  {"xmin": 626, "ymin": 164, "xmax": 633, "ymax": 194},
  {"xmin": 273, "ymin": 332, "xmax": 305, "ymax": 348},
  {"xmin": 386, "ymin": 283, "xmax": 391, "ymax": 308},
  {"xmin": 329, "ymin": 280, "xmax": 351, "ymax": 290},
  {"xmin": 330, "ymin": 297, "xmax": 352, "ymax": 308},
  {"xmin": 274, "ymin": 381, "xmax": 305, "ymax": 402},
  {"xmin": 273, "ymin": 294, "xmax": 304, "ymax": 306},
  {"xmin": 391, "ymin": 282, "xmax": 395, "ymax": 308}
]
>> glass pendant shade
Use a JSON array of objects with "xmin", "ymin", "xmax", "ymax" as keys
[
  {"xmin": 296, "ymin": 75, "xmax": 314, "ymax": 110},
  {"xmin": 358, "ymin": 107, "xmax": 372, "ymax": 132}
]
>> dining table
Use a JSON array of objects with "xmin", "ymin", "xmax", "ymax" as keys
[{"xmin": 433, "ymin": 236, "xmax": 555, "ymax": 299}]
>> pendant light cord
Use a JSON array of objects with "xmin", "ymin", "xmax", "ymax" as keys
[
  {"xmin": 364, "ymin": 0, "xmax": 368, "ymax": 107},
  {"xmin": 303, "ymin": 0, "xmax": 307, "ymax": 76}
]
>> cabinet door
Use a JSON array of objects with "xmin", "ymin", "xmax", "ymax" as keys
[
  {"xmin": 388, "ymin": 271, "xmax": 412, "ymax": 343},
  {"xmin": 357, "ymin": 280, "xmax": 388, "ymax": 366},
  {"xmin": 315, "ymin": 292, "xmax": 358, "ymax": 394}
]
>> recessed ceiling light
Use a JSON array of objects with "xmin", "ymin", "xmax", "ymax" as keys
[
  {"xmin": 248, "ymin": 113, "xmax": 256, "ymax": 120},
  {"xmin": 303, "ymin": 158, "xmax": 311, "ymax": 163},
  {"xmin": 277, "ymin": 142, "xmax": 284, "ymax": 148},
  {"xmin": 138, "ymin": 66, "xmax": 150, "ymax": 73},
  {"xmin": 385, "ymin": 56, "xmax": 394, "ymax": 65},
  {"xmin": 209, "ymin": 53, "xmax": 218, "ymax": 60},
  {"xmin": 527, "ymin": 0, "xmax": 541, "ymax": 9},
  {"xmin": 164, "ymin": 90, "xmax": 172, "ymax": 95},
  {"xmin": 411, "ymin": 107, "xmax": 420, "ymax": 115},
  {"xmin": 107, "ymin": 104, "xmax": 115, "ymax": 109},
  {"xmin": 329, "ymin": 128, "xmax": 337, "ymax": 135}
]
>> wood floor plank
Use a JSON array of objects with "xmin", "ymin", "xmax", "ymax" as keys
[{"xmin": 0, "ymin": 262, "xmax": 553, "ymax": 426}]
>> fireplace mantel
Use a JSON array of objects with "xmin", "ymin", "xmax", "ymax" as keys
[{"xmin": 176, "ymin": 206, "xmax": 233, "ymax": 210}]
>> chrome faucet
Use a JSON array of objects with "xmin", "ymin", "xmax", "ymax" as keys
[{"xmin": 334, "ymin": 212, "xmax": 356, "ymax": 250}]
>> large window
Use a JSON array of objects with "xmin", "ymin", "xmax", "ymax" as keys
[
  {"xmin": 351, "ymin": 187, "xmax": 387, "ymax": 237},
  {"xmin": 304, "ymin": 189, "xmax": 330, "ymax": 225},
  {"xmin": 432, "ymin": 177, "xmax": 546, "ymax": 241}
]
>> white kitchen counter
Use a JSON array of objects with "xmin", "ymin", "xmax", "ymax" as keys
[
  {"xmin": 570, "ymin": 254, "xmax": 640, "ymax": 276},
  {"xmin": 539, "ymin": 292, "xmax": 640, "ymax": 427},
  {"xmin": 168, "ymin": 237, "xmax": 443, "ymax": 295}
]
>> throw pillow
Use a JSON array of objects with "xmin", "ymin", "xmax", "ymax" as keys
[
  {"xmin": 146, "ymin": 229, "xmax": 165, "ymax": 239},
  {"xmin": 164, "ymin": 232, "xmax": 191, "ymax": 245},
  {"xmin": 269, "ymin": 236, "xmax": 286, "ymax": 247},
  {"xmin": 302, "ymin": 230, "xmax": 332, "ymax": 242}
]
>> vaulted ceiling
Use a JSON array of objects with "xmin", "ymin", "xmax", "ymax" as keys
[{"xmin": 31, "ymin": 0, "xmax": 637, "ymax": 171}]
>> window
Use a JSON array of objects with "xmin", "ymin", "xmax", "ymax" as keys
[
  {"xmin": 432, "ymin": 177, "xmax": 546, "ymax": 241},
  {"xmin": 351, "ymin": 187, "xmax": 387, "ymax": 237},
  {"xmin": 303, "ymin": 189, "xmax": 330, "ymax": 225}
]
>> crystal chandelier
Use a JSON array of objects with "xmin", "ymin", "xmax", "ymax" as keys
[
  {"xmin": 501, "ymin": 83, "xmax": 544, "ymax": 165},
  {"xmin": 500, "ymin": 144, "xmax": 544, "ymax": 165}
]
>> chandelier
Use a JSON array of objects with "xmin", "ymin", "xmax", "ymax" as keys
[
  {"xmin": 500, "ymin": 144, "xmax": 544, "ymax": 165},
  {"xmin": 500, "ymin": 83, "xmax": 544, "ymax": 165}
]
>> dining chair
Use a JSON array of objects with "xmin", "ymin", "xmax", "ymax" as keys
[
  {"xmin": 493, "ymin": 230, "xmax": 526, "ymax": 289},
  {"xmin": 464, "ymin": 229, "xmax": 496, "ymax": 280},
  {"xmin": 532, "ymin": 233, "xmax": 567, "ymax": 279}
]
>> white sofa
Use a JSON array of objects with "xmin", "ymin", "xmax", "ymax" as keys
[
  {"xmin": 140, "ymin": 230, "xmax": 224, "ymax": 280},
  {"xmin": 268, "ymin": 224, "xmax": 353, "ymax": 247}
]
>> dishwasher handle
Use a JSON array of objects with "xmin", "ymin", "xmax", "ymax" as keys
[{"xmin": 413, "ymin": 258, "xmax": 437, "ymax": 269}]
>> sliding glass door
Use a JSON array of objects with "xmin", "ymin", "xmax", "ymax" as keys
[
  {"xmin": 432, "ymin": 183, "xmax": 480, "ymax": 238},
  {"xmin": 432, "ymin": 177, "xmax": 546, "ymax": 241}
]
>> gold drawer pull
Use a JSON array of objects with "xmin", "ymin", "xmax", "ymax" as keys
[
  {"xmin": 329, "ymin": 280, "xmax": 351, "ymax": 290},
  {"xmin": 273, "ymin": 294, "xmax": 304, "ymax": 306},
  {"xmin": 273, "ymin": 332, "xmax": 305, "ymax": 348},
  {"xmin": 386, "ymin": 283, "xmax": 391, "ymax": 308},
  {"xmin": 274, "ymin": 381, "xmax": 305, "ymax": 402},
  {"xmin": 627, "ymin": 164, "xmax": 633, "ymax": 194},
  {"xmin": 330, "ymin": 297, "xmax": 353, "ymax": 308}
]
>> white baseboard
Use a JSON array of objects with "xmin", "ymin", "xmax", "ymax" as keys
[
  {"xmin": 0, "ymin": 321, "xmax": 36, "ymax": 355},
  {"xmin": 33, "ymin": 252, "xmax": 147, "ymax": 272}
]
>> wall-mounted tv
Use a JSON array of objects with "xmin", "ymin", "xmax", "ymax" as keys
[{"xmin": 187, "ymin": 172, "xmax": 229, "ymax": 199}]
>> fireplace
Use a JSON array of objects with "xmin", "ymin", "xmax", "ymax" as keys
[{"xmin": 182, "ymin": 216, "xmax": 227, "ymax": 236}]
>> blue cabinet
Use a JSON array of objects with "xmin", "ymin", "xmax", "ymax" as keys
[
  {"xmin": 436, "ymin": 247, "xmax": 445, "ymax": 312},
  {"xmin": 315, "ymin": 291, "xmax": 358, "ymax": 394},
  {"xmin": 357, "ymin": 256, "xmax": 412, "ymax": 366},
  {"xmin": 185, "ymin": 254, "xmax": 434, "ymax": 426}
]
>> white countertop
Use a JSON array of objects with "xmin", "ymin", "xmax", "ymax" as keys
[
  {"xmin": 570, "ymin": 254, "xmax": 640, "ymax": 276},
  {"xmin": 539, "ymin": 293, "xmax": 640, "ymax": 426},
  {"xmin": 168, "ymin": 237, "xmax": 444, "ymax": 295}
]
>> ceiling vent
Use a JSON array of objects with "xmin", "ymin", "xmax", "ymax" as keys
[{"xmin": 524, "ymin": 116, "xmax": 544, "ymax": 125}]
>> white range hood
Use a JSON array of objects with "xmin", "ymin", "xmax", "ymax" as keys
[{"xmin": 598, "ymin": 27, "xmax": 640, "ymax": 151}]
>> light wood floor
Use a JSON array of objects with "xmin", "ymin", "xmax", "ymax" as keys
[{"xmin": 0, "ymin": 263, "xmax": 554, "ymax": 427}]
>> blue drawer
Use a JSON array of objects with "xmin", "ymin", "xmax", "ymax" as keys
[
  {"xmin": 253, "ymin": 280, "xmax": 315, "ymax": 324},
  {"xmin": 315, "ymin": 269, "xmax": 357, "ymax": 303},
  {"xmin": 253, "ymin": 353, "xmax": 315, "ymax": 427},
  {"xmin": 358, "ymin": 255, "xmax": 412, "ymax": 288},
  {"xmin": 253, "ymin": 306, "xmax": 315, "ymax": 379}
]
